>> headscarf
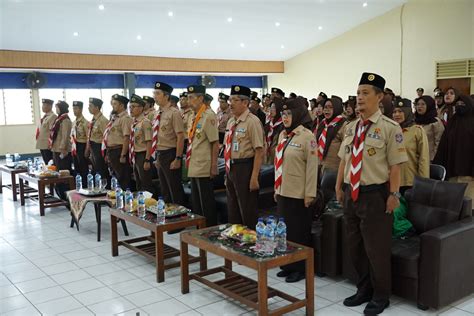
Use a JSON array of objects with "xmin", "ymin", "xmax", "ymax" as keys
[
  {"xmin": 272, "ymin": 98, "xmax": 284, "ymax": 122},
  {"xmin": 393, "ymin": 98, "xmax": 415, "ymax": 128},
  {"xmin": 344, "ymin": 97, "xmax": 357, "ymax": 121},
  {"xmin": 283, "ymin": 97, "xmax": 310, "ymax": 133},
  {"xmin": 442, "ymin": 87, "xmax": 460, "ymax": 122},
  {"xmin": 381, "ymin": 94, "xmax": 394, "ymax": 118},
  {"xmin": 414, "ymin": 96, "xmax": 437, "ymax": 125},
  {"xmin": 315, "ymin": 96, "xmax": 346, "ymax": 158}
]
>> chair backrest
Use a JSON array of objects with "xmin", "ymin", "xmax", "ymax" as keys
[
  {"xmin": 320, "ymin": 169, "xmax": 337, "ymax": 205},
  {"xmin": 429, "ymin": 164, "xmax": 446, "ymax": 181}
]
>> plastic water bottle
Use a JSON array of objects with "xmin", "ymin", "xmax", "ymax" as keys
[
  {"xmin": 268, "ymin": 215, "xmax": 277, "ymax": 231},
  {"xmin": 75, "ymin": 174, "xmax": 82, "ymax": 191},
  {"xmin": 111, "ymin": 176, "xmax": 118, "ymax": 191},
  {"xmin": 115, "ymin": 186, "xmax": 124, "ymax": 209},
  {"xmin": 138, "ymin": 192, "xmax": 146, "ymax": 218},
  {"xmin": 87, "ymin": 170, "xmax": 94, "ymax": 191},
  {"xmin": 157, "ymin": 196, "xmax": 166, "ymax": 224},
  {"xmin": 263, "ymin": 222, "xmax": 275, "ymax": 256},
  {"xmin": 94, "ymin": 173, "xmax": 101, "ymax": 191},
  {"xmin": 124, "ymin": 188, "xmax": 133, "ymax": 212},
  {"xmin": 27, "ymin": 158, "xmax": 33, "ymax": 173},
  {"xmin": 276, "ymin": 218, "xmax": 287, "ymax": 252},
  {"xmin": 255, "ymin": 218, "xmax": 266, "ymax": 253},
  {"xmin": 14, "ymin": 153, "xmax": 20, "ymax": 163},
  {"xmin": 6, "ymin": 153, "xmax": 13, "ymax": 167}
]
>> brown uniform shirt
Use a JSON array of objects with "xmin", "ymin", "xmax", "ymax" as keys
[
  {"xmin": 338, "ymin": 110, "xmax": 408, "ymax": 185},
  {"xmin": 35, "ymin": 111, "xmax": 57, "ymax": 150},
  {"xmin": 73, "ymin": 116, "xmax": 89, "ymax": 143},
  {"xmin": 400, "ymin": 125, "xmax": 430, "ymax": 187},
  {"xmin": 181, "ymin": 108, "xmax": 194, "ymax": 140},
  {"xmin": 275, "ymin": 125, "xmax": 318, "ymax": 199},
  {"xmin": 226, "ymin": 109, "xmax": 264, "ymax": 159},
  {"xmin": 421, "ymin": 118, "xmax": 444, "ymax": 161},
  {"xmin": 217, "ymin": 107, "xmax": 231, "ymax": 133},
  {"xmin": 89, "ymin": 112, "xmax": 109, "ymax": 144},
  {"xmin": 157, "ymin": 105, "xmax": 184, "ymax": 150},
  {"xmin": 131, "ymin": 114, "xmax": 152, "ymax": 153},
  {"xmin": 144, "ymin": 108, "xmax": 156, "ymax": 122},
  {"xmin": 188, "ymin": 108, "xmax": 219, "ymax": 178},
  {"xmin": 320, "ymin": 121, "xmax": 346, "ymax": 172},
  {"xmin": 106, "ymin": 111, "xmax": 133, "ymax": 147},
  {"xmin": 51, "ymin": 118, "xmax": 72, "ymax": 153}
]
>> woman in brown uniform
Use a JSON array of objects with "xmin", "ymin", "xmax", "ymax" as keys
[
  {"xmin": 414, "ymin": 95, "xmax": 444, "ymax": 161},
  {"xmin": 274, "ymin": 97, "xmax": 318, "ymax": 283},
  {"xmin": 265, "ymin": 98, "xmax": 284, "ymax": 164}
]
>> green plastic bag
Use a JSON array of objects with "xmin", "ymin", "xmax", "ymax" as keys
[{"xmin": 392, "ymin": 196, "xmax": 414, "ymax": 239}]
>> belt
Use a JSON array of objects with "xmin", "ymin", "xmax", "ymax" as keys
[
  {"xmin": 343, "ymin": 182, "xmax": 388, "ymax": 193},
  {"xmin": 157, "ymin": 148, "xmax": 176, "ymax": 155},
  {"xmin": 107, "ymin": 145, "xmax": 122, "ymax": 150},
  {"xmin": 230, "ymin": 158, "xmax": 254, "ymax": 165}
]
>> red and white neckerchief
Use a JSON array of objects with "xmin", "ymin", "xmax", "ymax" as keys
[
  {"xmin": 128, "ymin": 119, "xmax": 139, "ymax": 165},
  {"xmin": 274, "ymin": 131, "xmax": 295, "ymax": 190},
  {"xmin": 266, "ymin": 117, "xmax": 282, "ymax": 153},
  {"xmin": 317, "ymin": 115, "xmax": 344, "ymax": 160},
  {"xmin": 70, "ymin": 119, "xmax": 79, "ymax": 156},
  {"xmin": 150, "ymin": 110, "xmax": 162, "ymax": 158},
  {"xmin": 265, "ymin": 113, "xmax": 271, "ymax": 125},
  {"xmin": 87, "ymin": 117, "xmax": 96, "ymax": 143},
  {"xmin": 36, "ymin": 113, "xmax": 47, "ymax": 140},
  {"xmin": 48, "ymin": 113, "xmax": 69, "ymax": 149},
  {"xmin": 185, "ymin": 105, "xmax": 206, "ymax": 168},
  {"xmin": 101, "ymin": 115, "xmax": 116, "ymax": 157},
  {"xmin": 224, "ymin": 119, "xmax": 240, "ymax": 174},
  {"xmin": 350, "ymin": 120, "xmax": 372, "ymax": 201}
]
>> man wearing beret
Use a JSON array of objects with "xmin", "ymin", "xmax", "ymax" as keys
[
  {"xmin": 86, "ymin": 98, "xmax": 110, "ymax": 181},
  {"xmin": 317, "ymin": 91, "xmax": 328, "ymax": 104},
  {"xmin": 249, "ymin": 95, "xmax": 266, "ymax": 127},
  {"xmin": 217, "ymin": 93, "xmax": 231, "ymax": 144},
  {"xmin": 103, "ymin": 94, "xmax": 133, "ymax": 189},
  {"xmin": 143, "ymin": 96, "xmax": 156, "ymax": 122},
  {"xmin": 262, "ymin": 93, "xmax": 272, "ymax": 114},
  {"xmin": 71, "ymin": 101, "xmax": 89, "ymax": 186},
  {"xmin": 224, "ymin": 85, "xmax": 264, "ymax": 228},
  {"xmin": 170, "ymin": 95, "xmax": 179, "ymax": 109},
  {"xmin": 151, "ymin": 82, "xmax": 185, "ymax": 206},
  {"xmin": 36, "ymin": 98, "xmax": 57, "ymax": 164},
  {"xmin": 271, "ymin": 87, "xmax": 285, "ymax": 100},
  {"xmin": 180, "ymin": 92, "xmax": 193, "ymax": 145},
  {"xmin": 335, "ymin": 73, "xmax": 408, "ymax": 315}
]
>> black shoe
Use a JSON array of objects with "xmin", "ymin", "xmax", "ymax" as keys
[
  {"xmin": 276, "ymin": 270, "xmax": 291, "ymax": 278},
  {"xmin": 285, "ymin": 272, "xmax": 305, "ymax": 283},
  {"xmin": 167, "ymin": 228, "xmax": 185, "ymax": 235},
  {"xmin": 343, "ymin": 292, "xmax": 372, "ymax": 307},
  {"xmin": 363, "ymin": 300, "xmax": 390, "ymax": 315}
]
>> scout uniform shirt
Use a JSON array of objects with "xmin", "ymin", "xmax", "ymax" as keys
[
  {"xmin": 217, "ymin": 107, "xmax": 231, "ymax": 134},
  {"xmin": 338, "ymin": 109, "xmax": 408, "ymax": 185},
  {"xmin": 89, "ymin": 112, "xmax": 109, "ymax": 143},
  {"xmin": 51, "ymin": 117, "xmax": 73, "ymax": 153},
  {"xmin": 188, "ymin": 108, "xmax": 219, "ymax": 178},
  {"xmin": 181, "ymin": 108, "xmax": 194, "ymax": 140},
  {"xmin": 157, "ymin": 105, "xmax": 184, "ymax": 150},
  {"xmin": 106, "ymin": 111, "xmax": 133, "ymax": 147},
  {"xmin": 144, "ymin": 108, "xmax": 156, "ymax": 122},
  {"xmin": 226, "ymin": 109, "xmax": 264, "ymax": 159},
  {"xmin": 320, "ymin": 121, "xmax": 347, "ymax": 172},
  {"xmin": 131, "ymin": 114, "xmax": 152, "ymax": 153},
  {"xmin": 73, "ymin": 116, "xmax": 89, "ymax": 143},
  {"xmin": 36, "ymin": 111, "xmax": 57, "ymax": 150},
  {"xmin": 275, "ymin": 125, "xmax": 318, "ymax": 199},
  {"xmin": 400, "ymin": 124, "xmax": 430, "ymax": 187}
]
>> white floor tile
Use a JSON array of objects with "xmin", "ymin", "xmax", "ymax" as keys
[
  {"xmin": 0, "ymin": 284, "xmax": 21, "ymax": 299},
  {"xmin": 62, "ymin": 277, "xmax": 105, "ymax": 294},
  {"xmin": 15, "ymin": 276, "xmax": 58, "ymax": 294},
  {"xmin": 315, "ymin": 283, "xmax": 355, "ymax": 303},
  {"xmin": 40, "ymin": 261, "xmax": 80, "ymax": 275},
  {"xmin": 57, "ymin": 306, "xmax": 95, "ymax": 315},
  {"xmin": 72, "ymin": 255, "xmax": 109, "ymax": 268},
  {"xmin": 35, "ymin": 296, "xmax": 83, "ymax": 315},
  {"xmin": 0, "ymin": 294, "xmax": 32, "ymax": 313},
  {"xmin": 439, "ymin": 307, "xmax": 474, "ymax": 316},
  {"xmin": 24, "ymin": 285, "xmax": 70, "ymax": 304},
  {"xmin": 87, "ymin": 297, "xmax": 136, "ymax": 315},
  {"xmin": 2, "ymin": 304, "xmax": 41, "ymax": 316},
  {"xmin": 141, "ymin": 298, "xmax": 192, "ymax": 315},
  {"xmin": 454, "ymin": 295, "xmax": 474, "ymax": 313},
  {"xmin": 6, "ymin": 268, "xmax": 47, "ymax": 284},
  {"xmin": 195, "ymin": 297, "xmax": 251, "ymax": 315},
  {"xmin": 30, "ymin": 254, "xmax": 69, "ymax": 267},
  {"xmin": 95, "ymin": 270, "xmax": 137, "ymax": 286},
  {"xmin": 125, "ymin": 288, "xmax": 171, "ymax": 307},
  {"xmin": 82, "ymin": 261, "xmax": 122, "ymax": 276},
  {"xmin": 63, "ymin": 249, "xmax": 100, "ymax": 261},
  {"xmin": 49, "ymin": 269, "xmax": 92, "ymax": 285},
  {"xmin": 112, "ymin": 279, "xmax": 153, "ymax": 296},
  {"xmin": 176, "ymin": 288, "xmax": 223, "ymax": 309},
  {"xmin": 116, "ymin": 308, "xmax": 150, "ymax": 316},
  {"xmin": 73, "ymin": 286, "xmax": 120, "ymax": 306}
]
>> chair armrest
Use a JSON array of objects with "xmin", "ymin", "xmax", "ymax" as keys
[
  {"xmin": 419, "ymin": 218, "xmax": 474, "ymax": 308},
  {"xmin": 460, "ymin": 197, "xmax": 472, "ymax": 219}
]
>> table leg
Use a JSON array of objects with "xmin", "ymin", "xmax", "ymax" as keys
[
  {"xmin": 0, "ymin": 171, "xmax": 3, "ymax": 194},
  {"xmin": 197, "ymin": 219, "xmax": 207, "ymax": 271},
  {"xmin": 95, "ymin": 203, "xmax": 101, "ymax": 242},
  {"xmin": 111, "ymin": 214, "xmax": 118, "ymax": 256},
  {"xmin": 120, "ymin": 220, "xmax": 129, "ymax": 236},
  {"xmin": 11, "ymin": 173, "xmax": 17, "ymax": 201},
  {"xmin": 224, "ymin": 259, "xmax": 232, "ymax": 271},
  {"xmin": 39, "ymin": 182, "xmax": 45, "ymax": 216},
  {"xmin": 180, "ymin": 239, "xmax": 190, "ymax": 294},
  {"xmin": 257, "ymin": 264, "xmax": 268, "ymax": 315},
  {"xmin": 156, "ymin": 228, "xmax": 165, "ymax": 283},
  {"xmin": 305, "ymin": 250, "xmax": 315, "ymax": 316},
  {"xmin": 19, "ymin": 178, "xmax": 25, "ymax": 206}
]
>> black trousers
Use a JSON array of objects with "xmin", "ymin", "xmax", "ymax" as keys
[
  {"xmin": 72, "ymin": 142, "xmax": 89, "ymax": 186},
  {"xmin": 190, "ymin": 177, "xmax": 217, "ymax": 226},
  {"xmin": 218, "ymin": 132, "xmax": 225, "ymax": 144},
  {"xmin": 40, "ymin": 149, "xmax": 53, "ymax": 165},
  {"xmin": 157, "ymin": 148, "xmax": 184, "ymax": 204},
  {"xmin": 343, "ymin": 186, "xmax": 392, "ymax": 301},
  {"xmin": 52, "ymin": 152, "xmax": 72, "ymax": 200},
  {"xmin": 226, "ymin": 160, "xmax": 259, "ymax": 228},
  {"xmin": 90, "ymin": 142, "xmax": 109, "ymax": 180},
  {"xmin": 277, "ymin": 195, "xmax": 313, "ymax": 273},
  {"xmin": 133, "ymin": 151, "xmax": 154, "ymax": 194},
  {"xmin": 107, "ymin": 147, "xmax": 131, "ymax": 190}
]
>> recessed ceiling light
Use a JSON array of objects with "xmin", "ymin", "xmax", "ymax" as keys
[
  {"xmin": 98, "ymin": 4, "xmax": 105, "ymax": 10},
  {"xmin": 363, "ymin": 2, "xmax": 368, "ymax": 7},
  {"xmin": 318, "ymin": 25, "xmax": 323, "ymax": 30},
  {"xmin": 280, "ymin": 45, "xmax": 285, "ymax": 49},
  {"xmin": 193, "ymin": 39, "xmax": 198, "ymax": 44},
  {"xmin": 168, "ymin": 11, "xmax": 174, "ymax": 17},
  {"xmin": 73, "ymin": 32, "xmax": 79, "ymax": 37},
  {"xmin": 136, "ymin": 35, "xmax": 142, "ymax": 40},
  {"xmin": 227, "ymin": 17, "xmax": 233, "ymax": 22},
  {"xmin": 275, "ymin": 22, "xmax": 280, "ymax": 27},
  {"xmin": 240, "ymin": 43, "xmax": 245, "ymax": 48}
]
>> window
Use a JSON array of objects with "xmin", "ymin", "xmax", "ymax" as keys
[
  {"xmin": 1, "ymin": 89, "xmax": 33, "ymax": 125},
  {"xmin": 65, "ymin": 89, "xmax": 101, "ymax": 121}
]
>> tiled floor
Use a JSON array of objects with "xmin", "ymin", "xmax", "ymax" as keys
[{"xmin": 1, "ymin": 178, "xmax": 474, "ymax": 315}]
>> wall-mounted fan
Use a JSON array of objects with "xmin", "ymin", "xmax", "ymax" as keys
[
  {"xmin": 200, "ymin": 75, "xmax": 216, "ymax": 88},
  {"xmin": 25, "ymin": 72, "xmax": 47, "ymax": 89}
]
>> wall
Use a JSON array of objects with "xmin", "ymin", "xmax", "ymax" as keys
[{"xmin": 268, "ymin": 0, "xmax": 474, "ymax": 100}]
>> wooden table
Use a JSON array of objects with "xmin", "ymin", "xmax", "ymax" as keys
[
  {"xmin": 110, "ymin": 208, "xmax": 207, "ymax": 283},
  {"xmin": 18, "ymin": 173, "xmax": 74, "ymax": 216},
  {"xmin": 0, "ymin": 165, "xmax": 28, "ymax": 201},
  {"xmin": 180, "ymin": 226, "xmax": 314, "ymax": 316}
]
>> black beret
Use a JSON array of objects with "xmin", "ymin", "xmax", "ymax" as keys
[
  {"xmin": 72, "ymin": 101, "xmax": 83, "ymax": 108},
  {"xmin": 416, "ymin": 87, "xmax": 424, "ymax": 92},
  {"xmin": 179, "ymin": 92, "xmax": 188, "ymax": 98},
  {"xmin": 42, "ymin": 98, "xmax": 53, "ymax": 105},
  {"xmin": 142, "ymin": 96, "xmax": 154, "ymax": 104},
  {"xmin": 56, "ymin": 101, "xmax": 69, "ymax": 111},
  {"xmin": 435, "ymin": 91, "xmax": 445, "ymax": 98},
  {"xmin": 112, "ymin": 94, "xmax": 129, "ymax": 105},
  {"xmin": 230, "ymin": 85, "xmax": 251, "ymax": 98},
  {"xmin": 154, "ymin": 82, "xmax": 173, "ymax": 94},
  {"xmin": 218, "ymin": 93, "xmax": 229, "ymax": 101},
  {"xmin": 250, "ymin": 91, "xmax": 258, "ymax": 98},
  {"xmin": 251, "ymin": 96, "xmax": 261, "ymax": 103},
  {"xmin": 89, "ymin": 97, "xmax": 103, "ymax": 107},
  {"xmin": 358, "ymin": 72, "xmax": 386, "ymax": 90},
  {"xmin": 130, "ymin": 94, "xmax": 145, "ymax": 106},
  {"xmin": 187, "ymin": 85, "xmax": 206, "ymax": 94},
  {"xmin": 395, "ymin": 98, "xmax": 412, "ymax": 108},
  {"xmin": 348, "ymin": 95, "xmax": 356, "ymax": 101},
  {"xmin": 271, "ymin": 87, "xmax": 285, "ymax": 96},
  {"xmin": 170, "ymin": 95, "xmax": 179, "ymax": 103},
  {"xmin": 264, "ymin": 93, "xmax": 272, "ymax": 99},
  {"xmin": 319, "ymin": 92, "xmax": 327, "ymax": 99},
  {"xmin": 204, "ymin": 94, "xmax": 213, "ymax": 102}
]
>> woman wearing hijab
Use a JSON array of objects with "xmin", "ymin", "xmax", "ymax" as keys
[
  {"xmin": 311, "ymin": 99, "xmax": 325, "ymax": 134},
  {"xmin": 414, "ymin": 96, "xmax": 444, "ymax": 161},
  {"xmin": 265, "ymin": 98, "xmax": 285, "ymax": 164},
  {"xmin": 439, "ymin": 87, "xmax": 459, "ymax": 125},
  {"xmin": 434, "ymin": 95, "xmax": 474, "ymax": 207},
  {"xmin": 274, "ymin": 97, "xmax": 318, "ymax": 283},
  {"xmin": 315, "ymin": 95, "xmax": 347, "ymax": 174},
  {"xmin": 392, "ymin": 98, "xmax": 430, "ymax": 193},
  {"xmin": 379, "ymin": 94, "xmax": 394, "ymax": 118},
  {"xmin": 344, "ymin": 96, "xmax": 357, "ymax": 123}
]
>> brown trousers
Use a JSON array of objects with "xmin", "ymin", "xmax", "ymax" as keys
[
  {"xmin": 107, "ymin": 147, "xmax": 131, "ymax": 190},
  {"xmin": 157, "ymin": 148, "xmax": 184, "ymax": 204},
  {"xmin": 343, "ymin": 186, "xmax": 392, "ymax": 301},
  {"xmin": 133, "ymin": 151, "xmax": 154, "ymax": 194}
]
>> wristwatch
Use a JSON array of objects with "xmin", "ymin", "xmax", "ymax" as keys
[
  {"xmin": 175, "ymin": 156, "xmax": 182, "ymax": 161},
  {"xmin": 144, "ymin": 159, "xmax": 150, "ymax": 163},
  {"xmin": 390, "ymin": 191, "xmax": 402, "ymax": 199}
]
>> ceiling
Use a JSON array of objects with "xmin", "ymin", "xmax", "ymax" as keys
[{"xmin": 0, "ymin": 0, "xmax": 405, "ymax": 62}]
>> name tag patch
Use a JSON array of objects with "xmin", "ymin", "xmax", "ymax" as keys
[{"xmin": 289, "ymin": 142, "xmax": 301, "ymax": 148}]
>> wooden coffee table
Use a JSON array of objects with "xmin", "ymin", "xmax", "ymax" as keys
[
  {"xmin": 110, "ymin": 208, "xmax": 207, "ymax": 283},
  {"xmin": 18, "ymin": 173, "xmax": 74, "ymax": 216},
  {"xmin": 180, "ymin": 226, "xmax": 314, "ymax": 316},
  {"xmin": 0, "ymin": 165, "xmax": 28, "ymax": 201}
]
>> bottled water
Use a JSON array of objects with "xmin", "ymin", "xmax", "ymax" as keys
[
  {"xmin": 87, "ymin": 170, "xmax": 94, "ymax": 191},
  {"xmin": 14, "ymin": 153, "xmax": 20, "ymax": 163},
  {"xmin": 138, "ymin": 192, "xmax": 146, "ymax": 218},
  {"xmin": 115, "ymin": 187, "xmax": 124, "ymax": 209},
  {"xmin": 111, "ymin": 176, "xmax": 118, "ymax": 191},
  {"xmin": 27, "ymin": 158, "xmax": 33, "ymax": 173},
  {"xmin": 94, "ymin": 173, "xmax": 102, "ymax": 191},
  {"xmin": 33, "ymin": 157, "xmax": 40, "ymax": 171},
  {"xmin": 6, "ymin": 153, "xmax": 13, "ymax": 167},
  {"xmin": 276, "ymin": 217, "xmax": 287, "ymax": 252},
  {"xmin": 263, "ymin": 222, "xmax": 275, "ymax": 256},
  {"xmin": 75, "ymin": 174, "xmax": 82, "ymax": 191},
  {"xmin": 268, "ymin": 215, "xmax": 277, "ymax": 231},
  {"xmin": 156, "ymin": 197, "xmax": 166, "ymax": 224},
  {"xmin": 255, "ymin": 218, "xmax": 266, "ymax": 253},
  {"xmin": 124, "ymin": 188, "xmax": 133, "ymax": 212}
]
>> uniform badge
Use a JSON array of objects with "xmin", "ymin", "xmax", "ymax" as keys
[
  {"xmin": 210, "ymin": 119, "xmax": 216, "ymax": 126},
  {"xmin": 310, "ymin": 140, "xmax": 317, "ymax": 149},
  {"xmin": 367, "ymin": 148, "xmax": 376, "ymax": 156},
  {"xmin": 374, "ymin": 127, "xmax": 381, "ymax": 135},
  {"xmin": 395, "ymin": 133, "xmax": 403, "ymax": 143},
  {"xmin": 196, "ymin": 123, "xmax": 202, "ymax": 129},
  {"xmin": 189, "ymin": 86, "xmax": 194, "ymax": 92},
  {"xmin": 196, "ymin": 133, "xmax": 201, "ymax": 139},
  {"xmin": 345, "ymin": 145, "xmax": 351, "ymax": 153},
  {"xmin": 368, "ymin": 74, "xmax": 375, "ymax": 81},
  {"xmin": 235, "ymin": 86, "xmax": 240, "ymax": 92}
]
